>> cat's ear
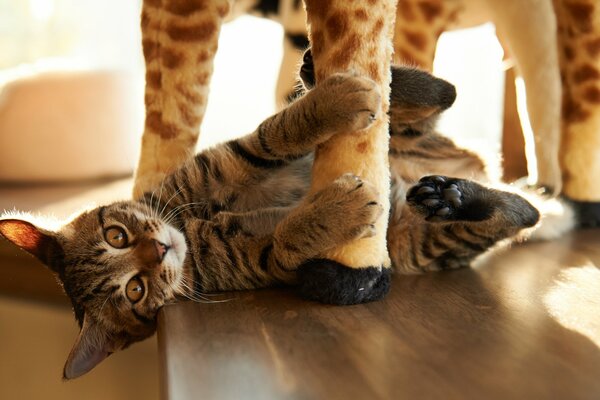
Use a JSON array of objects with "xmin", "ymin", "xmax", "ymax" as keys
[
  {"xmin": 389, "ymin": 66, "xmax": 457, "ymax": 123},
  {"xmin": 63, "ymin": 315, "xmax": 113, "ymax": 379},
  {"xmin": 0, "ymin": 219, "xmax": 64, "ymax": 272}
]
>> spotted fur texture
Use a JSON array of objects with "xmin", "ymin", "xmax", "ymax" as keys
[{"xmin": 0, "ymin": 66, "xmax": 556, "ymax": 379}]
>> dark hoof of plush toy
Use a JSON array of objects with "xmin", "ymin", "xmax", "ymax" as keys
[
  {"xmin": 564, "ymin": 196, "xmax": 600, "ymax": 228},
  {"xmin": 297, "ymin": 259, "xmax": 391, "ymax": 305}
]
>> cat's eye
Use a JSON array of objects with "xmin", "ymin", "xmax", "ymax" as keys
[
  {"xmin": 126, "ymin": 276, "xmax": 145, "ymax": 303},
  {"xmin": 104, "ymin": 226, "xmax": 128, "ymax": 248}
]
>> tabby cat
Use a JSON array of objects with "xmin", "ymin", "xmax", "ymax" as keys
[{"xmin": 0, "ymin": 55, "xmax": 561, "ymax": 379}]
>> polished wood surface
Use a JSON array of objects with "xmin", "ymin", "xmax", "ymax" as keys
[{"xmin": 158, "ymin": 230, "xmax": 600, "ymax": 400}]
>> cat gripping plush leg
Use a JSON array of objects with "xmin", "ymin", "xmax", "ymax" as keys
[{"xmin": 298, "ymin": 0, "xmax": 398, "ymax": 305}]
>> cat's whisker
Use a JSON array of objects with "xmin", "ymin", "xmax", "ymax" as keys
[
  {"xmin": 162, "ymin": 202, "xmax": 203, "ymax": 225},
  {"xmin": 176, "ymin": 275, "xmax": 233, "ymax": 303},
  {"xmin": 158, "ymin": 187, "xmax": 184, "ymax": 221},
  {"xmin": 98, "ymin": 292, "xmax": 113, "ymax": 317}
]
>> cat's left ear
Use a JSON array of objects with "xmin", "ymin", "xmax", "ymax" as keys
[
  {"xmin": 0, "ymin": 219, "xmax": 64, "ymax": 272},
  {"xmin": 63, "ymin": 315, "xmax": 113, "ymax": 379}
]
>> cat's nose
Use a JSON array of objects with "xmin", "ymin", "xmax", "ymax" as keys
[{"xmin": 154, "ymin": 240, "xmax": 170, "ymax": 262}]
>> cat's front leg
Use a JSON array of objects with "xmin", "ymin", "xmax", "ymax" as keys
[
  {"xmin": 239, "ymin": 74, "xmax": 382, "ymax": 161},
  {"xmin": 213, "ymin": 207, "xmax": 294, "ymax": 236},
  {"xmin": 272, "ymin": 174, "xmax": 383, "ymax": 269}
]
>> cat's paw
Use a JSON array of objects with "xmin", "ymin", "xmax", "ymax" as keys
[
  {"xmin": 318, "ymin": 73, "xmax": 382, "ymax": 133},
  {"xmin": 313, "ymin": 174, "xmax": 383, "ymax": 240},
  {"xmin": 406, "ymin": 175, "xmax": 465, "ymax": 222},
  {"xmin": 299, "ymin": 48, "xmax": 315, "ymax": 89}
]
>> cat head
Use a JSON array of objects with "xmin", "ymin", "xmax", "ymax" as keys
[
  {"xmin": 0, "ymin": 201, "xmax": 188, "ymax": 379},
  {"xmin": 299, "ymin": 48, "xmax": 457, "ymax": 135}
]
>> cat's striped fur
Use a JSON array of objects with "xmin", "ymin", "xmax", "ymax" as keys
[{"xmin": 0, "ymin": 64, "xmax": 556, "ymax": 379}]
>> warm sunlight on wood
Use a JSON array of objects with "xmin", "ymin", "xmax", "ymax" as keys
[{"xmin": 544, "ymin": 265, "xmax": 600, "ymax": 348}]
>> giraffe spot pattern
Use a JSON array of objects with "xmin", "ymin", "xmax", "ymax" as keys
[
  {"xmin": 146, "ymin": 70, "xmax": 162, "ymax": 90},
  {"xmin": 162, "ymin": 47, "xmax": 185, "ymax": 69},
  {"xmin": 166, "ymin": 20, "xmax": 217, "ymax": 42},
  {"xmin": 418, "ymin": 1, "xmax": 443, "ymax": 23},
  {"xmin": 565, "ymin": 1, "xmax": 594, "ymax": 33},
  {"xmin": 146, "ymin": 111, "xmax": 180, "ymax": 139},
  {"xmin": 325, "ymin": 11, "xmax": 349, "ymax": 41},
  {"xmin": 583, "ymin": 86, "xmax": 600, "ymax": 103},
  {"xmin": 403, "ymin": 29, "xmax": 428, "ymax": 51},
  {"xmin": 354, "ymin": 8, "xmax": 368, "ymax": 21},
  {"xmin": 573, "ymin": 64, "xmax": 600, "ymax": 84},
  {"xmin": 398, "ymin": 1, "xmax": 416, "ymax": 20},
  {"xmin": 164, "ymin": 0, "xmax": 208, "ymax": 16},
  {"xmin": 586, "ymin": 38, "xmax": 600, "ymax": 58},
  {"xmin": 142, "ymin": 39, "xmax": 159, "ymax": 61}
]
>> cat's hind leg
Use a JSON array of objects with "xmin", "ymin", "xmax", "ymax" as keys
[{"xmin": 389, "ymin": 175, "xmax": 540, "ymax": 274}]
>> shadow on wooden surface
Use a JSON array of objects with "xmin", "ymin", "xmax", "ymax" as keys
[{"xmin": 158, "ymin": 230, "xmax": 600, "ymax": 400}]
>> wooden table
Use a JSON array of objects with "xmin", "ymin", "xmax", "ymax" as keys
[{"xmin": 158, "ymin": 230, "xmax": 600, "ymax": 400}]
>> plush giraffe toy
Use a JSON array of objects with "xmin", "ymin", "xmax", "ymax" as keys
[
  {"xmin": 295, "ymin": 0, "xmax": 396, "ymax": 304},
  {"xmin": 392, "ymin": 0, "xmax": 600, "ymax": 222}
]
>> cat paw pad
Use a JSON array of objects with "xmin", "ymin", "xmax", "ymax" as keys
[{"xmin": 407, "ymin": 175, "xmax": 463, "ymax": 222}]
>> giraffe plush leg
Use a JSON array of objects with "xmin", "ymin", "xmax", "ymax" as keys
[
  {"xmin": 554, "ymin": 0, "xmax": 600, "ymax": 225},
  {"xmin": 490, "ymin": 0, "xmax": 562, "ymax": 192},
  {"xmin": 392, "ymin": 0, "xmax": 461, "ymax": 70},
  {"xmin": 296, "ymin": 0, "xmax": 397, "ymax": 305},
  {"xmin": 133, "ymin": 0, "xmax": 231, "ymax": 199}
]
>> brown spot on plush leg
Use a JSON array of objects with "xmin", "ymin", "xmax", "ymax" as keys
[
  {"xmin": 217, "ymin": 2, "xmax": 230, "ymax": 18},
  {"xmin": 330, "ymin": 33, "xmax": 360, "ymax": 69},
  {"xmin": 563, "ymin": 94, "xmax": 590, "ymax": 122},
  {"xmin": 196, "ymin": 72, "xmax": 210, "ymax": 86},
  {"xmin": 573, "ymin": 65, "xmax": 600, "ymax": 83},
  {"xmin": 357, "ymin": 141, "xmax": 369, "ymax": 153},
  {"xmin": 418, "ymin": 1, "xmax": 443, "ymax": 23},
  {"xmin": 326, "ymin": 12, "xmax": 348, "ymax": 41},
  {"xmin": 162, "ymin": 48, "xmax": 184, "ymax": 69},
  {"xmin": 563, "ymin": 45, "xmax": 575, "ymax": 61},
  {"xmin": 166, "ymin": 20, "xmax": 217, "ymax": 42},
  {"xmin": 586, "ymin": 38, "xmax": 600, "ymax": 58},
  {"xmin": 311, "ymin": 30, "xmax": 325, "ymax": 57},
  {"xmin": 371, "ymin": 19, "xmax": 384, "ymax": 40},
  {"xmin": 141, "ymin": 10, "xmax": 150, "ymax": 28},
  {"xmin": 583, "ymin": 86, "xmax": 600, "ymax": 103},
  {"xmin": 403, "ymin": 29, "xmax": 428, "ymax": 51},
  {"xmin": 165, "ymin": 0, "xmax": 209, "ymax": 16},
  {"xmin": 367, "ymin": 62, "xmax": 380, "ymax": 82},
  {"xmin": 398, "ymin": 0, "xmax": 415, "ymax": 20},
  {"xmin": 142, "ymin": 39, "xmax": 159, "ymax": 61},
  {"xmin": 565, "ymin": 1, "xmax": 594, "ymax": 33},
  {"xmin": 354, "ymin": 8, "xmax": 368, "ymax": 21},
  {"xmin": 146, "ymin": 70, "xmax": 162, "ymax": 89},
  {"xmin": 197, "ymin": 50, "xmax": 210, "ymax": 63},
  {"xmin": 146, "ymin": 111, "xmax": 180, "ymax": 139}
]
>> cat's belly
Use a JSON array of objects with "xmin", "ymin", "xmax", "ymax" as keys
[{"xmin": 229, "ymin": 156, "xmax": 313, "ymax": 212}]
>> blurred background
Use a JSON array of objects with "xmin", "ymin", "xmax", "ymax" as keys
[{"xmin": 0, "ymin": 0, "xmax": 513, "ymax": 399}]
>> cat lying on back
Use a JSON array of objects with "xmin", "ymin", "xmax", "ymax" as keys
[{"xmin": 0, "ymin": 54, "xmax": 568, "ymax": 379}]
